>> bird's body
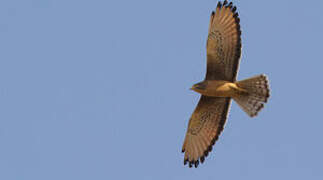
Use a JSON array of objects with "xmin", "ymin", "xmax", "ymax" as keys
[
  {"xmin": 191, "ymin": 80, "xmax": 247, "ymax": 98},
  {"xmin": 181, "ymin": 0, "xmax": 270, "ymax": 168}
]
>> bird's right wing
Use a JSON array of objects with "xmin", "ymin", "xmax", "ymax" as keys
[{"xmin": 182, "ymin": 96, "xmax": 231, "ymax": 168}]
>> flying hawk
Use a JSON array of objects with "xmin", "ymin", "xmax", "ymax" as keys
[{"xmin": 182, "ymin": 0, "xmax": 270, "ymax": 168}]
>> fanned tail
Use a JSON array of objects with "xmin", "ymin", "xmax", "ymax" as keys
[{"xmin": 233, "ymin": 74, "xmax": 270, "ymax": 117}]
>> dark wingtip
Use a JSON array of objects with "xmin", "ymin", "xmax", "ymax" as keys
[
  {"xmin": 208, "ymin": 146, "xmax": 213, "ymax": 152},
  {"xmin": 204, "ymin": 150, "xmax": 209, "ymax": 157},
  {"xmin": 183, "ymin": 127, "xmax": 225, "ymax": 168},
  {"xmin": 233, "ymin": 5, "xmax": 242, "ymax": 55},
  {"xmin": 189, "ymin": 162, "xmax": 193, "ymax": 168},
  {"xmin": 184, "ymin": 159, "xmax": 188, "ymax": 165},
  {"xmin": 200, "ymin": 156, "xmax": 205, "ymax": 163},
  {"xmin": 227, "ymin": 2, "xmax": 233, "ymax": 8},
  {"xmin": 194, "ymin": 161, "xmax": 199, "ymax": 168},
  {"xmin": 217, "ymin": 1, "xmax": 222, "ymax": 8},
  {"xmin": 237, "ymin": 29, "xmax": 242, "ymax": 36},
  {"xmin": 235, "ymin": 17, "xmax": 240, "ymax": 24},
  {"xmin": 223, "ymin": 0, "xmax": 228, "ymax": 6},
  {"xmin": 211, "ymin": 138, "xmax": 216, "ymax": 145},
  {"xmin": 257, "ymin": 104, "xmax": 264, "ymax": 112},
  {"xmin": 232, "ymin": 6, "xmax": 237, "ymax": 12},
  {"xmin": 233, "ymin": 12, "xmax": 239, "ymax": 18}
]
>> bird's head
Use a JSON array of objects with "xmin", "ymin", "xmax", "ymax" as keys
[{"xmin": 190, "ymin": 81, "xmax": 207, "ymax": 93}]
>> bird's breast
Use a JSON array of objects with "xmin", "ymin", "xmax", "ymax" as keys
[{"xmin": 202, "ymin": 81, "xmax": 237, "ymax": 97}]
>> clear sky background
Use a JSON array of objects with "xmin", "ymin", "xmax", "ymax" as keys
[{"xmin": 0, "ymin": 0, "xmax": 323, "ymax": 179}]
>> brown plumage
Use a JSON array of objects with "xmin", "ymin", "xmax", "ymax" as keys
[{"xmin": 182, "ymin": 1, "xmax": 270, "ymax": 168}]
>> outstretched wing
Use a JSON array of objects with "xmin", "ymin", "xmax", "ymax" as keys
[
  {"xmin": 182, "ymin": 96, "xmax": 231, "ymax": 168},
  {"xmin": 206, "ymin": 1, "xmax": 241, "ymax": 82},
  {"xmin": 182, "ymin": 1, "xmax": 241, "ymax": 168}
]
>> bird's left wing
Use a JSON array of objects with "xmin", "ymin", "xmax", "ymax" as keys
[
  {"xmin": 206, "ymin": 1, "xmax": 242, "ymax": 81},
  {"xmin": 182, "ymin": 96, "xmax": 231, "ymax": 168}
]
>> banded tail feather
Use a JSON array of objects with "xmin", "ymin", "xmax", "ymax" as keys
[{"xmin": 234, "ymin": 74, "xmax": 270, "ymax": 117}]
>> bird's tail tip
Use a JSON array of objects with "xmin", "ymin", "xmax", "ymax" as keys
[{"xmin": 233, "ymin": 74, "xmax": 270, "ymax": 117}]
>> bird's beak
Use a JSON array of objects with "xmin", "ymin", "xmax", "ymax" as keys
[{"xmin": 189, "ymin": 87, "xmax": 193, "ymax": 90}]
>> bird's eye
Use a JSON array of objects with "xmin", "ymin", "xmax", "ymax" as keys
[{"xmin": 195, "ymin": 83, "xmax": 206, "ymax": 90}]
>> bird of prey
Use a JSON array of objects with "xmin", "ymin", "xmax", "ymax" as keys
[{"xmin": 182, "ymin": 0, "xmax": 270, "ymax": 168}]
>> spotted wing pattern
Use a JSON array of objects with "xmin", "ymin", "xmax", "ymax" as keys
[
  {"xmin": 206, "ymin": 0, "xmax": 241, "ymax": 82},
  {"xmin": 182, "ymin": 0, "xmax": 241, "ymax": 168},
  {"xmin": 182, "ymin": 96, "xmax": 231, "ymax": 168}
]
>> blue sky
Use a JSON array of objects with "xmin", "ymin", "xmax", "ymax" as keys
[{"xmin": 1, "ymin": 0, "xmax": 323, "ymax": 179}]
